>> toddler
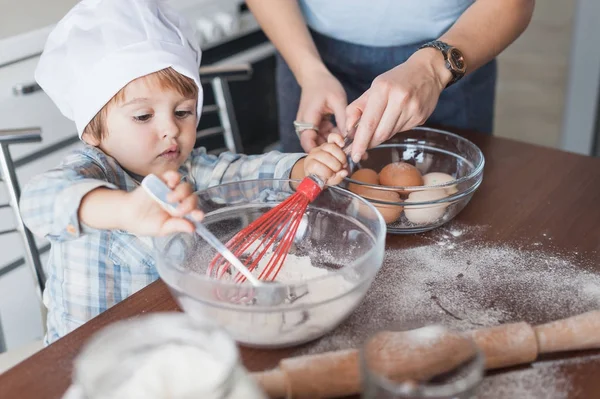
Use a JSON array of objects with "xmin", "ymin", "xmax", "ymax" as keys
[{"xmin": 20, "ymin": 0, "xmax": 348, "ymax": 344}]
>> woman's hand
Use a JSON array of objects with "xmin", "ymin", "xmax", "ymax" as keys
[
  {"xmin": 346, "ymin": 49, "xmax": 452, "ymax": 162},
  {"xmin": 124, "ymin": 170, "xmax": 203, "ymax": 236},
  {"xmin": 296, "ymin": 68, "xmax": 348, "ymax": 152}
]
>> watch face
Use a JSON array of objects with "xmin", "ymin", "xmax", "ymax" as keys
[{"xmin": 449, "ymin": 48, "xmax": 466, "ymax": 73}]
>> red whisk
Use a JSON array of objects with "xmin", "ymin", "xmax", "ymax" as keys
[
  {"xmin": 207, "ymin": 137, "xmax": 353, "ymax": 284},
  {"xmin": 207, "ymin": 175, "xmax": 324, "ymax": 283}
]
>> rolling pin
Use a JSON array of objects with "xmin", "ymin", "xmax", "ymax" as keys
[{"xmin": 252, "ymin": 310, "xmax": 600, "ymax": 399}]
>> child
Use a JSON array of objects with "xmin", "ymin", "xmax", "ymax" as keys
[{"xmin": 20, "ymin": 0, "xmax": 349, "ymax": 344}]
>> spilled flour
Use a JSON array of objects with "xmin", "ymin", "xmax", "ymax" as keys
[
  {"xmin": 480, "ymin": 353, "xmax": 600, "ymax": 399},
  {"xmin": 293, "ymin": 223, "xmax": 600, "ymax": 397}
]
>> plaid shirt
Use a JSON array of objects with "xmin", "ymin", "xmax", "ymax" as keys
[{"xmin": 20, "ymin": 145, "xmax": 304, "ymax": 344}]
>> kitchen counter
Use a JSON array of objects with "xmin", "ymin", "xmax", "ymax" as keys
[{"xmin": 0, "ymin": 128, "xmax": 599, "ymax": 398}]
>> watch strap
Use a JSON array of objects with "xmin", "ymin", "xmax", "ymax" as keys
[{"xmin": 418, "ymin": 40, "xmax": 463, "ymax": 87}]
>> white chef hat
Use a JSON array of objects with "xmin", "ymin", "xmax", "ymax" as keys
[{"xmin": 35, "ymin": 0, "xmax": 203, "ymax": 137}]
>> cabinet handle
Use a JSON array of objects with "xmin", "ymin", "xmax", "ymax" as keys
[{"xmin": 13, "ymin": 82, "xmax": 42, "ymax": 96}]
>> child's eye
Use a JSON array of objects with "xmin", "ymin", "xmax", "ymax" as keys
[
  {"xmin": 175, "ymin": 110, "xmax": 193, "ymax": 118},
  {"xmin": 133, "ymin": 114, "xmax": 152, "ymax": 122}
]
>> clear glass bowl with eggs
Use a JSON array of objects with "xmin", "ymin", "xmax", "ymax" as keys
[
  {"xmin": 152, "ymin": 178, "xmax": 387, "ymax": 348},
  {"xmin": 341, "ymin": 127, "xmax": 485, "ymax": 234}
]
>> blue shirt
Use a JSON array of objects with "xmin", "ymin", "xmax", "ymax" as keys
[
  {"xmin": 299, "ymin": 0, "xmax": 475, "ymax": 47},
  {"xmin": 20, "ymin": 145, "xmax": 304, "ymax": 344}
]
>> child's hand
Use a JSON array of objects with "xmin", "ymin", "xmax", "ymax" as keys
[
  {"xmin": 304, "ymin": 133, "xmax": 349, "ymax": 185},
  {"xmin": 125, "ymin": 171, "xmax": 203, "ymax": 236}
]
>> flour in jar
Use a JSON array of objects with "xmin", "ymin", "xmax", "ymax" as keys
[
  {"xmin": 106, "ymin": 344, "xmax": 229, "ymax": 399},
  {"xmin": 90, "ymin": 344, "xmax": 265, "ymax": 399}
]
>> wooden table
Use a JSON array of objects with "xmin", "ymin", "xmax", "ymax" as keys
[{"xmin": 1, "ymin": 131, "xmax": 599, "ymax": 398}]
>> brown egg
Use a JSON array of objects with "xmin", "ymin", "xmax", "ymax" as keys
[
  {"xmin": 348, "ymin": 181, "xmax": 403, "ymax": 224},
  {"xmin": 349, "ymin": 168, "xmax": 379, "ymax": 185},
  {"xmin": 379, "ymin": 162, "xmax": 424, "ymax": 192},
  {"xmin": 348, "ymin": 168, "xmax": 381, "ymax": 198},
  {"xmin": 369, "ymin": 190, "xmax": 404, "ymax": 224}
]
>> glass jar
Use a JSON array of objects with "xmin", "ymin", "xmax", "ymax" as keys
[
  {"xmin": 73, "ymin": 312, "xmax": 267, "ymax": 399},
  {"xmin": 360, "ymin": 324, "xmax": 484, "ymax": 399}
]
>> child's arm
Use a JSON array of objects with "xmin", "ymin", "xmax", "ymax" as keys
[
  {"xmin": 78, "ymin": 172, "xmax": 202, "ymax": 237},
  {"xmin": 20, "ymin": 152, "xmax": 201, "ymax": 241},
  {"xmin": 20, "ymin": 155, "xmax": 118, "ymax": 241},
  {"xmin": 188, "ymin": 149, "xmax": 305, "ymax": 187},
  {"xmin": 189, "ymin": 134, "xmax": 347, "ymax": 187}
]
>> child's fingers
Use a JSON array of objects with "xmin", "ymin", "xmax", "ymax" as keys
[
  {"xmin": 327, "ymin": 133, "xmax": 345, "ymax": 147},
  {"xmin": 305, "ymin": 159, "xmax": 347, "ymax": 183},
  {"xmin": 167, "ymin": 182, "xmax": 193, "ymax": 203},
  {"xmin": 309, "ymin": 151, "xmax": 344, "ymax": 174},
  {"xmin": 189, "ymin": 209, "xmax": 204, "ymax": 222},
  {"xmin": 162, "ymin": 170, "xmax": 182, "ymax": 189},
  {"xmin": 305, "ymin": 160, "xmax": 333, "ymax": 181},
  {"xmin": 160, "ymin": 218, "xmax": 195, "ymax": 236},
  {"xmin": 176, "ymin": 194, "xmax": 198, "ymax": 215},
  {"xmin": 319, "ymin": 142, "xmax": 348, "ymax": 166},
  {"xmin": 327, "ymin": 170, "xmax": 349, "ymax": 186}
]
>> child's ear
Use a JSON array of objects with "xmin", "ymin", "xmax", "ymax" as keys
[{"xmin": 81, "ymin": 132, "xmax": 100, "ymax": 147}]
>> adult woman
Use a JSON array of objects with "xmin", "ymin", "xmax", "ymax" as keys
[{"xmin": 246, "ymin": 0, "xmax": 535, "ymax": 162}]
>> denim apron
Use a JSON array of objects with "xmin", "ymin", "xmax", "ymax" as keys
[{"xmin": 276, "ymin": 29, "xmax": 497, "ymax": 153}]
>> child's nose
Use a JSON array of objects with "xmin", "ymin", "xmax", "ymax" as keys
[{"xmin": 162, "ymin": 116, "xmax": 180, "ymax": 138}]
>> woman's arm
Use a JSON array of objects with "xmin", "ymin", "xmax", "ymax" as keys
[
  {"xmin": 245, "ymin": 0, "xmax": 325, "ymax": 84},
  {"xmin": 347, "ymin": 0, "xmax": 536, "ymax": 160},
  {"xmin": 438, "ymin": 0, "xmax": 535, "ymax": 75},
  {"xmin": 245, "ymin": 0, "xmax": 348, "ymax": 150}
]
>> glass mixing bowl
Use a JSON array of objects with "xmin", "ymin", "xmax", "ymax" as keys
[
  {"xmin": 153, "ymin": 179, "xmax": 386, "ymax": 349},
  {"xmin": 341, "ymin": 127, "xmax": 485, "ymax": 234}
]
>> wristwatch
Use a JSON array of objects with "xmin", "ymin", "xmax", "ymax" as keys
[{"xmin": 418, "ymin": 40, "xmax": 466, "ymax": 88}]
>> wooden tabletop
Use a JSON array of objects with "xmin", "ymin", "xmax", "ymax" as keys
[{"xmin": 1, "ymin": 131, "xmax": 599, "ymax": 398}]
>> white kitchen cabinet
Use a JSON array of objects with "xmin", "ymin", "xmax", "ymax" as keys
[
  {"xmin": 0, "ymin": 55, "xmax": 79, "ymax": 158},
  {"xmin": 0, "ymin": 54, "xmax": 82, "ymax": 350}
]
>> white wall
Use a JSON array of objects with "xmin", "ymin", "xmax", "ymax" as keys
[
  {"xmin": 560, "ymin": 0, "xmax": 600, "ymax": 156},
  {"xmin": 493, "ymin": 0, "xmax": 576, "ymax": 149}
]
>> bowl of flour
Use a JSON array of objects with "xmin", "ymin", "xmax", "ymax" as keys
[{"xmin": 153, "ymin": 178, "xmax": 387, "ymax": 348}]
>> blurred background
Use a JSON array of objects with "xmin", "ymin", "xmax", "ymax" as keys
[{"xmin": 0, "ymin": 0, "xmax": 598, "ymax": 356}]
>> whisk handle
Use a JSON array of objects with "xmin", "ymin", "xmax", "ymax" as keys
[
  {"xmin": 341, "ymin": 135, "xmax": 354, "ymax": 153},
  {"xmin": 192, "ymin": 223, "xmax": 261, "ymax": 285},
  {"xmin": 140, "ymin": 174, "xmax": 261, "ymax": 286}
]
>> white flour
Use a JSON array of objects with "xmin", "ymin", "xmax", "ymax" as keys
[
  {"xmin": 108, "ymin": 344, "xmax": 227, "ymax": 399},
  {"xmin": 480, "ymin": 366, "xmax": 571, "ymax": 399},
  {"xmin": 270, "ymin": 253, "xmax": 333, "ymax": 283},
  {"xmin": 204, "ymin": 253, "xmax": 359, "ymax": 347},
  {"xmin": 98, "ymin": 344, "xmax": 265, "ymax": 399},
  {"xmin": 479, "ymin": 354, "xmax": 600, "ymax": 399},
  {"xmin": 291, "ymin": 223, "xmax": 600, "ymax": 395},
  {"xmin": 65, "ymin": 344, "xmax": 266, "ymax": 399}
]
